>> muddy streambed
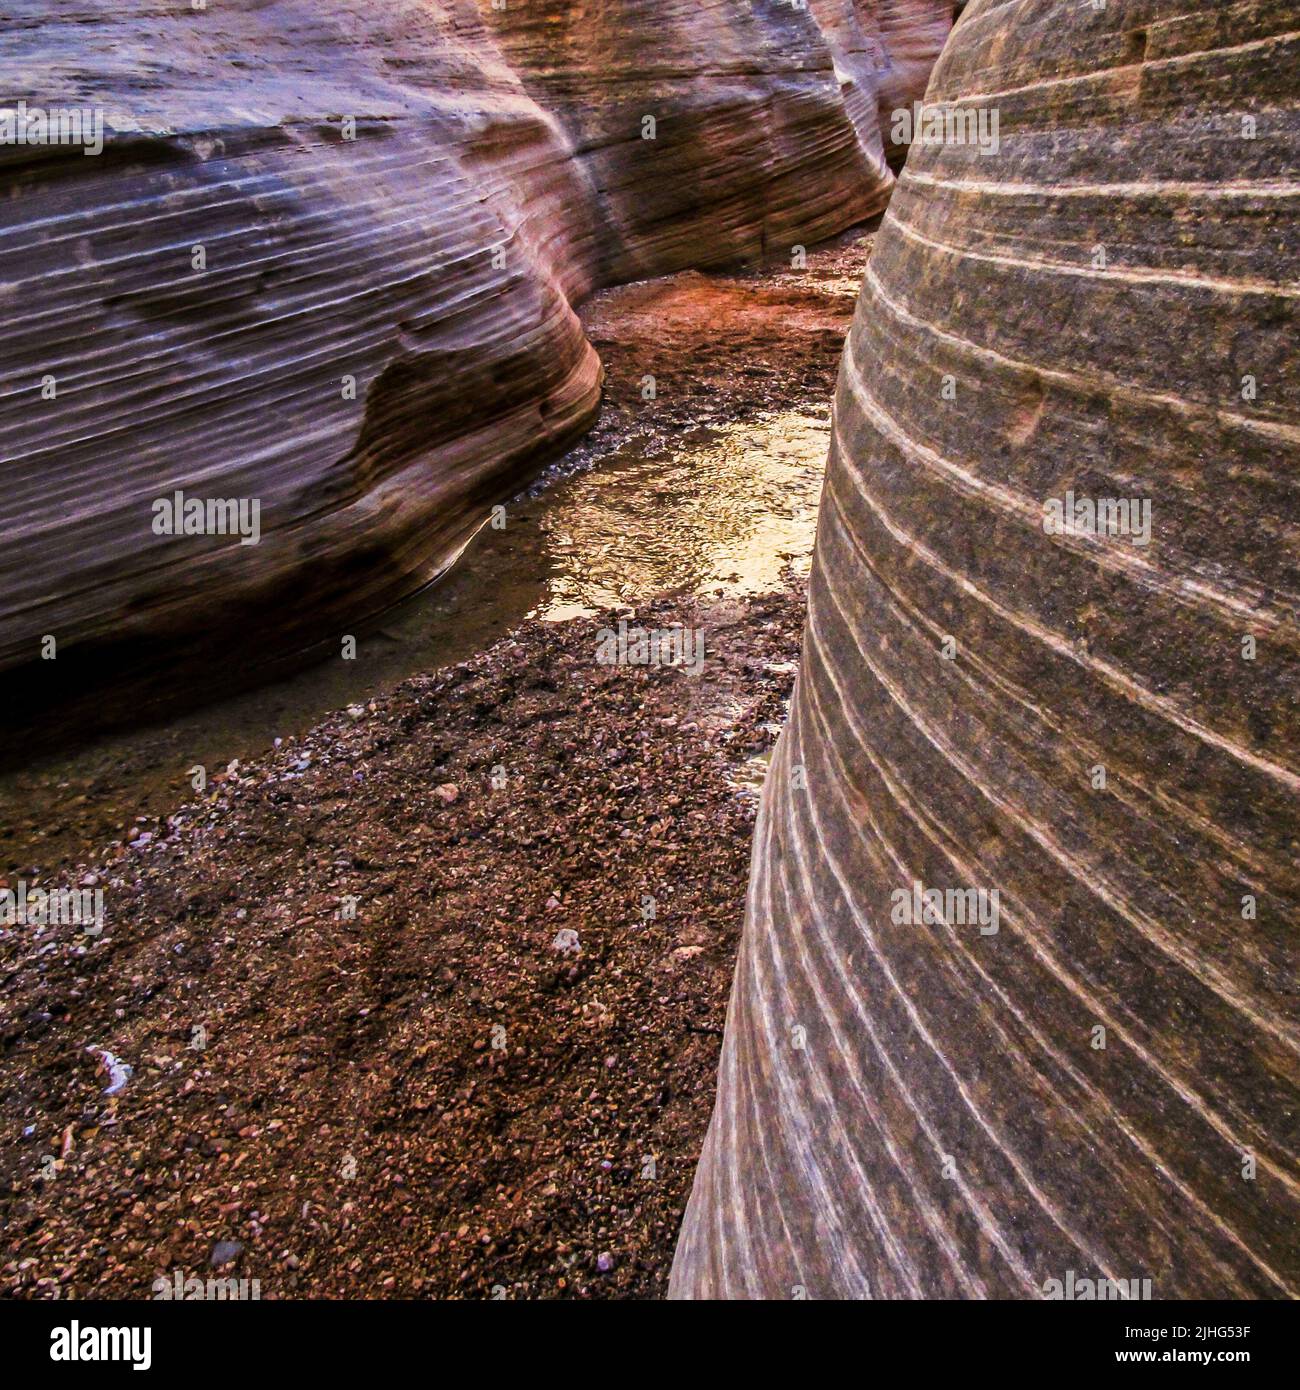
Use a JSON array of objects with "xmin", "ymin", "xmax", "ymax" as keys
[{"xmin": 0, "ymin": 231, "xmax": 870, "ymax": 876}]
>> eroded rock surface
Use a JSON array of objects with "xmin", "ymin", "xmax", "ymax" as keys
[
  {"xmin": 0, "ymin": 0, "xmax": 947, "ymax": 742},
  {"xmin": 672, "ymin": 0, "xmax": 1300, "ymax": 1299}
]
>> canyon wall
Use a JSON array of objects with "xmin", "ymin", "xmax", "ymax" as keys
[
  {"xmin": 672, "ymin": 0, "xmax": 1300, "ymax": 1298},
  {"xmin": 0, "ymin": 0, "xmax": 948, "ymax": 742}
]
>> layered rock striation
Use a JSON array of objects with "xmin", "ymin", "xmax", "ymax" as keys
[
  {"xmin": 672, "ymin": 0, "xmax": 1300, "ymax": 1299},
  {"xmin": 0, "ymin": 0, "xmax": 948, "ymax": 742}
]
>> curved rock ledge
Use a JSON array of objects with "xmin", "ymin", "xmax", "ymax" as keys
[
  {"xmin": 672, "ymin": 0, "xmax": 1300, "ymax": 1299},
  {"xmin": 0, "ymin": 0, "xmax": 949, "ymax": 742}
]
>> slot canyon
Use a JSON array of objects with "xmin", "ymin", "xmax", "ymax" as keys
[{"xmin": 1, "ymin": 0, "xmax": 1297, "ymax": 1317}]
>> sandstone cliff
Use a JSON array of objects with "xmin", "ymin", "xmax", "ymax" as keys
[
  {"xmin": 0, "ymin": 0, "xmax": 948, "ymax": 742},
  {"xmin": 672, "ymin": 0, "xmax": 1300, "ymax": 1299}
]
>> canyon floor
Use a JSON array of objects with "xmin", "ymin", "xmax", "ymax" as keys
[{"xmin": 0, "ymin": 230, "xmax": 873, "ymax": 1299}]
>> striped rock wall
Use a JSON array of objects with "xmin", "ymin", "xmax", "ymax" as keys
[
  {"xmin": 0, "ymin": 0, "xmax": 949, "ymax": 744},
  {"xmin": 671, "ymin": 0, "xmax": 1300, "ymax": 1299},
  {"xmin": 873, "ymin": 1, "xmax": 959, "ymax": 167}
]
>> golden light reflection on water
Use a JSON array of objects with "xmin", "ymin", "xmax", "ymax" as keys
[{"xmin": 529, "ymin": 408, "xmax": 830, "ymax": 620}]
